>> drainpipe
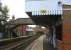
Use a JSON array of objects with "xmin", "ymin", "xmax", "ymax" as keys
[{"xmin": 52, "ymin": 25, "xmax": 57, "ymax": 48}]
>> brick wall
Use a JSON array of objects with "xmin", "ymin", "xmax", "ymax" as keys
[
  {"xmin": 59, "ymin": 5, "xmax": 71, "ymax": 50},
  {"xmin": 13, "ymin": 25, "xmax": 27, "ymax": 36}
]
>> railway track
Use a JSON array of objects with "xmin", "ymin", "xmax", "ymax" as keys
[
  {"xmin": 0, "ymin": 33, "xmax": 42, "ymax": 50},
  {"xmin": 0, "ymin": 35, "xmax": 32, "ymax": 50},
  {"xmin": 12, "ymin": 33, "xmax": 42, "ymax": 50}
]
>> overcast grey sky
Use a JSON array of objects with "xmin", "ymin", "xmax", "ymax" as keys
[
  {"xmin": 1, "ymin": 0, "xmax": 71, "ymax": 19},
  {"xmin": 2, "ymin": 0, "xmax": 29, "ymax": 19}
]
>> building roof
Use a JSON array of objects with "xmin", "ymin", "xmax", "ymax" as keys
[
  {"xmin": 8, "ymin": 18, "xmax": 35, "ymax": 25},
  {"xmin": 63, "ymin": 4, "xmax": 71, "ymax": 11},
  {"xmin": 6, "ymin": 18, "xmax": 35, "ymax": 29},
  {"xmin": 14, "ymin": 18, "xmax": 35, "ymax": 25},
  {"xmin": 63, "ymin": 4, "xmax": 71, "ymax": 8}
]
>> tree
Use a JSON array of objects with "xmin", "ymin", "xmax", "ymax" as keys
[
  {"xmin": 2, "ymin": 5, "xmax": 9, "ymax": 24},
  {"xmin": 0, "ymin": 2, "xmax": 9, "ymax": 33}
]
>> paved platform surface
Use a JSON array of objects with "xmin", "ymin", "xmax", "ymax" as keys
[
  {"xmin": 25, "ymin": 35, "xmax": 45, "ymax": 50},
  {"xmin": 25, "ymin": 34, "xmax": 57, "ymax": 50}
]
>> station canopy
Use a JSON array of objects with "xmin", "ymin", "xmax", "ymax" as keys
[
  {"xmin": 25, "ymin": 0, "xmax": 62, "ymax": 26},
  {"xmin": 25, "ymin": 0, "xmax": 63, "ymax": 15}
]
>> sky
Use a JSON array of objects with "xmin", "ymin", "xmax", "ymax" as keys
[
  {"xmin": 1, "ymin": 0, "xmax": 71, "ymax": 19},
  {"xmin": 2, "ymin": 0, "xmax": 29, "ymax": 19},
  {"xmin": 25, "ymin": 0, "xmax": 62, "ymax": 15},
  {"xmin": 63, "ymin": 0, "xmax": 71, "ymax": 4}
]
